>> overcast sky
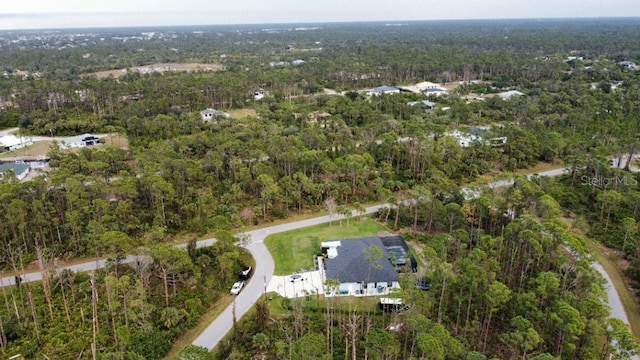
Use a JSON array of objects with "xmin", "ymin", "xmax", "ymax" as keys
[{"xmin": 1, "ymin": 0, "xmax": 639, "ymax": 30}]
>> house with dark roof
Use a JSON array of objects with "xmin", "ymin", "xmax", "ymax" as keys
[
  {"xmin": 0, "ymin": 163, "xmax": 30, "ymax": 181},
  {"xmin": 367, "ymin": 86, "xmax": 400, "ymax": 96},
  {"xmin": 408, "ymin": 100, "xmax": 436, "ymax": 109},
  {"xmin": 321, "ymin": 236, "xmax": 410, "ymax": 297}
]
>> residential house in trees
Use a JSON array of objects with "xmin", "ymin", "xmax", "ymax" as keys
[
  {"xmin": 249, "ymin": 87, "xmax": 266, "ymax": 100},
  {"xmin": 0, "ymin": 163, "xmax": 30, "ymax": 181},
  {"xmin": 423, "ymin": 86, "xmax": 448, "ymax": 97},
  {"xmin": 200, "ymin": 108, "xmax": 231, "ymax": 121},
  {"xmin": 498, "ymin": 90, "xmax": 525, "ymax": 100},
  {"xmin": 321, "ymin": 236, "xmax": 416, "ymax": 297},
  {"xmin": 407, "ymin": 100, "xmax": 436, "ymax": 109},
  {"xmin": 618, "ymin": 61, "xmax": 637, "ymax": 70},
  {"xmin": 0, "ymin": 135, "xmax": 33, "ymax": 152},
  {"xmin": 367, "ymin": 85, "xmax": 400, "ymax": 96}
]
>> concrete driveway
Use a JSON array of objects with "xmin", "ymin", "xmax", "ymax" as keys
[{"xmin": 267, "ymin": 271, "xmax": 324, "ymax": 298}]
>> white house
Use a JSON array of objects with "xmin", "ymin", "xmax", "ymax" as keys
[
  {"xmin": 445, "ymin": 130, "xmax": 481, "ymax": 148},
  {"xmin": 423, "ymin": 87, "xmax": 448, "ymax": 97},
  {"xmin": 498, "ymin": 90, "xmax": 525, "ymax": 100},
  {"xmin": 367, "ymin": 86, "xmax": 400, "ymax": 96},
  {"xmin": 618, "ymin": 61, "xmax": 637, "ymax": 70},
  {"xmin": 200, "ymin": 108, "xmax": 231, "ymax": 121},
  {"xmin": 322, "ymin": 237, "xmax": 405, "ymax": 297},
  {"xmin": 249, "ymin": 88, "xmax": 266, "ymax": 101},
  {"xmin": 0, "ymin": 135, "xmax": 33, "ymax": 152}
]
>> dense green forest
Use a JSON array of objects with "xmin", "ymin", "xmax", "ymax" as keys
[
  {"xmin": 207, "ymin": 176, "xmax": 637, "ymax": 359},
  {"xmin": 0, "ymin": 234, "xmax": 252, "ymax": 359},
  {"xmin": 0, "ymin": 19, "xmax": 640, "ymax": 359}
]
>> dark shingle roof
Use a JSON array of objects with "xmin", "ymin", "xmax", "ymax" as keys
[
  {"xmin": 0, "ymin": 163, "xmax": 29, "ymax": 174},
  {"xmin": 370, "ymin": 86, "xmax": 399, "ymax": 94},
  {"xmin": 324, "ymin": 237, "xmax": 399, "ymax": 283}
]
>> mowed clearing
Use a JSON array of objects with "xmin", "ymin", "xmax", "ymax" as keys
[
  {"xmin": 88, "ymin": 63, "xmax": 224, "ymax": 79},
  {"xmin": 264, "ymin": 218, "xmax": 389, "ymax": 275},
  {"xmin": 0, "ymin": 134, "xmax": 129, "ymax": 158}
]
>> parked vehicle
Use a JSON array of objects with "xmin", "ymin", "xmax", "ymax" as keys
[
  {"xmin": 239, "ymin": 266, "xmax": 252, "ymax": 280},
  {"xmin": 289, "ymin": 274, "xmax": 303, "ymax": 282},
  {"xmin": 230, "ymin": 281, "xmax": 245, "ymax": 295}
]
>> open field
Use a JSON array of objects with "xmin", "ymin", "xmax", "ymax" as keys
[
  {"xmin": 227, "ymin": 108, "xmax": 258, "ymax": 118},
  {"xmin": 88, "ymin": 63, "xmax": 224, "ymax": 79},
  {"xmin": 264, "ymin": 218, "xmax": 389, "ymax": 275}
]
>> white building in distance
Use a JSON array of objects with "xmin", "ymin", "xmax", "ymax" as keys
[{"xmin": 0, "ymin": 135, "xmax": 33, "ymax": 152}]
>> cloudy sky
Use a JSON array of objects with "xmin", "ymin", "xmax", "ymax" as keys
[{"xmin": 1, "ymin": 0, "xmax": 639, "ymax": 30}]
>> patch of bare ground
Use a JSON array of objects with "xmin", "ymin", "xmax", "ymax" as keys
[
  {"xmin": 87, "ymin": 63, "xmax": 224, "ymax": 79},
  {"xmin": 227, "ymin": 108, "xmax": 258, "ymax": 118},
  {"xmin": 102, "ymin": 133, "xmax": 129, "ymax": 149}
]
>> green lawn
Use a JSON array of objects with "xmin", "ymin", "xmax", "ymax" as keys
[{"xmin": 264, "ymin": 218, "xmax": 390, "ymax": 275}]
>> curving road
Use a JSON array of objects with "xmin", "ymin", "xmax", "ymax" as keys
[
  {"xmin": 1, "ymin": 159, "xmax": 638, "ymax": 354},
  {"xmin": 191, "ymin": 204, "xmax": 388, "ymax": 350}
]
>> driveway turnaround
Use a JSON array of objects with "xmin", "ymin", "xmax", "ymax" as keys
[
  {"xmin": 267, "ymin": 271, "xmax": 324, "ymax": 298},
  {"xmin": 191, "ymin": 204, "xmax": 386, "ymax": 350}
]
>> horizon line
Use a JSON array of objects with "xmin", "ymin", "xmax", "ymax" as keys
[{"xmin": 0, "ymin": 15, "xmax": 639, "ymax": 32}]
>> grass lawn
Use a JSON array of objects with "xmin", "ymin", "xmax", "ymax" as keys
[
  {"xmin": 0, "ymin": 140, "xmax": 52, "ymax": 158},
  {"xmin": 588, "ymin": 240, "xmax": 640, "ymax": 338},
  {"xmin": 264, "ymin": 218, "xmax": 390, "ymax": 275}
]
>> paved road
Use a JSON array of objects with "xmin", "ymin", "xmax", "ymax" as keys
[
  {"xmin": 192, "ymin": 204, "xmax": 388, "ymax": 350},
  {"xmin": 593, "ymin": 263, "xmax": 640, "ymax": 360},
  {"xmin": 1, "ymin": 159, "xmax": 638, "ymax": 354}
]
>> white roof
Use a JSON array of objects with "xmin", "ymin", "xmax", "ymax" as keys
[
  {"xmin": 499, "ymin": 90, "xmax": 525, "ymax": 99},
  {"xmin": 0, "ymin": 135, "xmax": 31, "ymax": 147},
  {"xmin": 321, "ymin": 241, "xmax": 341, "ymax": 248},
  {"xmin": 321, "ymin": 241, "xmax": 341, "ymax": 259},
  {"xmin": 425, "ymin": 87, "xmax": 447, "ymax": 92}
]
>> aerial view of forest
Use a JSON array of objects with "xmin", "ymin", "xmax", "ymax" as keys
[{"xmin": 0, "ymin": 16, "xmax": 640, "ymax": 360}]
